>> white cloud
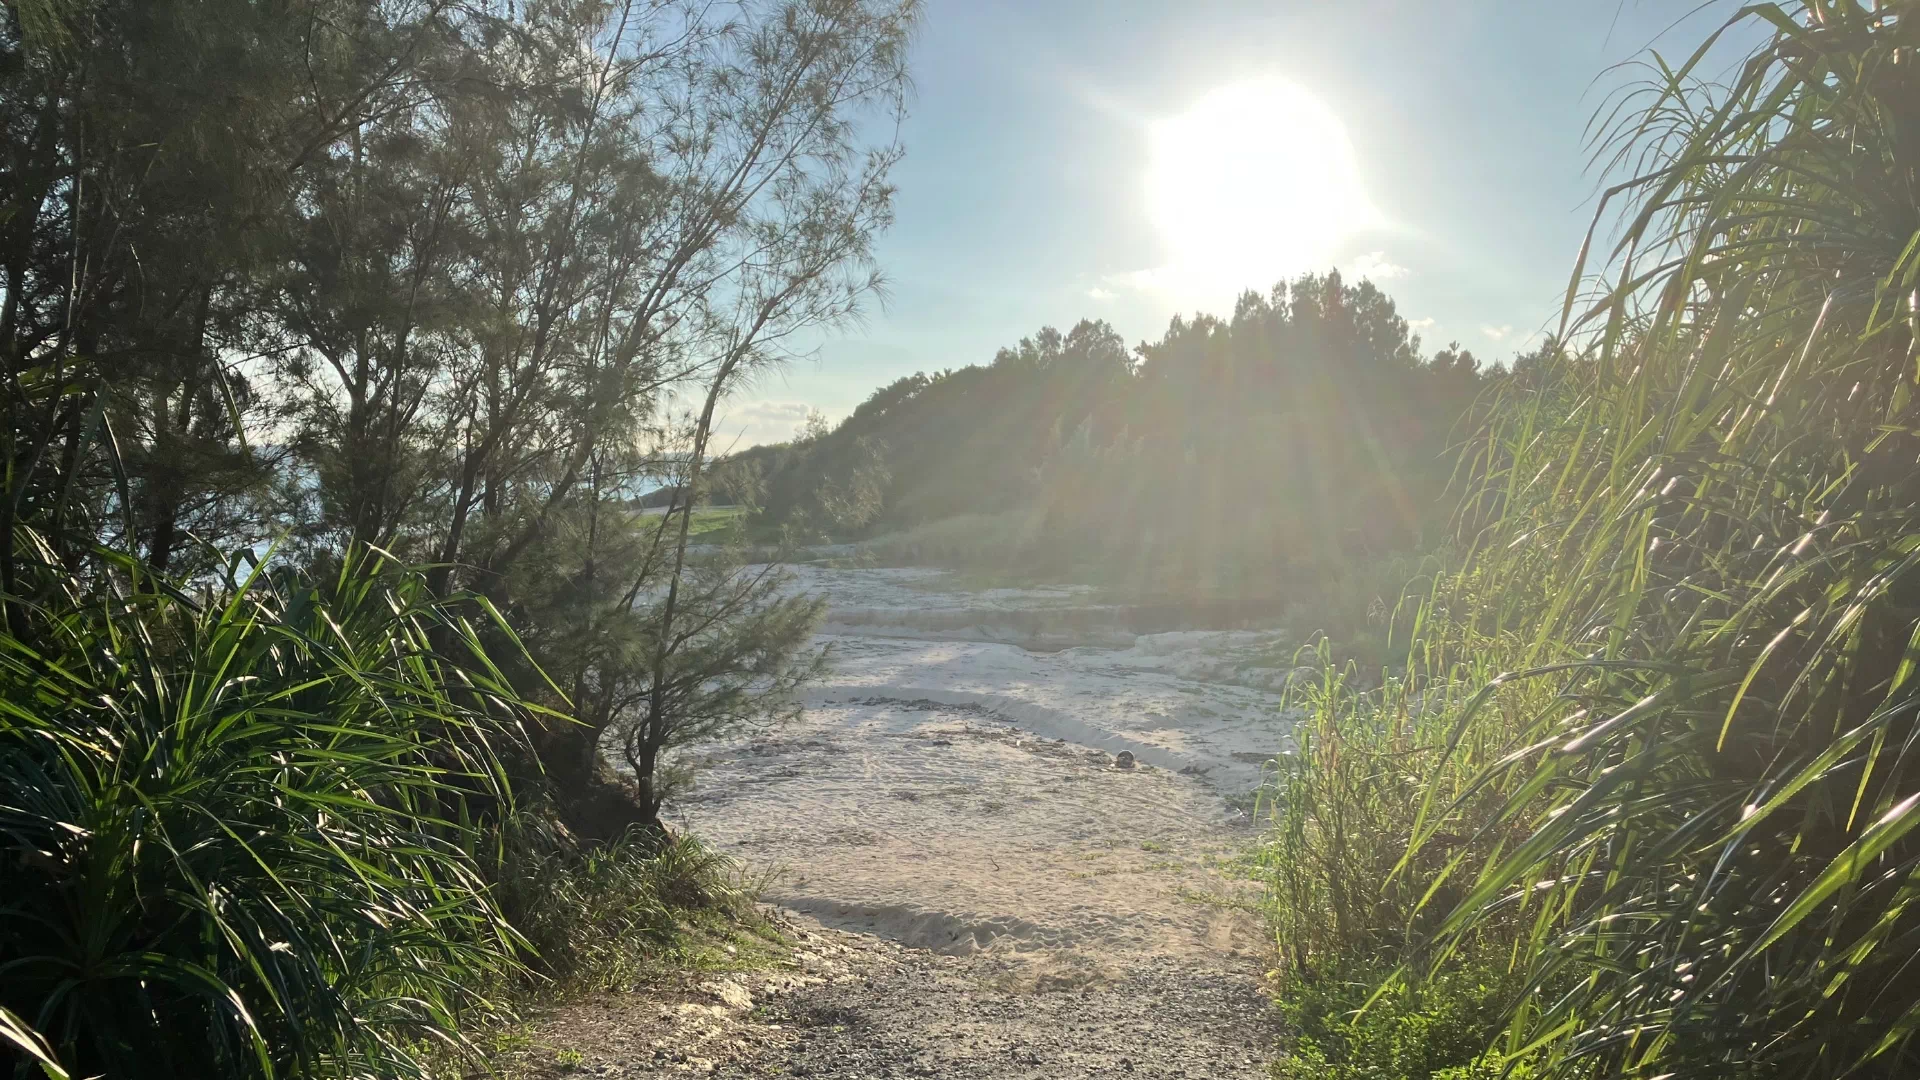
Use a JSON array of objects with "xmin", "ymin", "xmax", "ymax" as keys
[
  {"xmin": 1408, "ymin": 316, "xmax": 1436, "ymax": 331},
  {"xmin": 711, "ymin": 399, "xmax": 815, "ymax": 449},
  {"xmin": 1086, "ymin": 286, "xmax": 1117, "ymax": 302},
  {"xmin": 1102, "ymin": 266, "xmax": 1180, "ymax": 294},
  {"xmin": 1350, "ymin": 251, "xmax": 1409, "ymax": 281},
  {"xmin": 1481, "ymin": 324, "xmax": 1515, "ymax": 342}
]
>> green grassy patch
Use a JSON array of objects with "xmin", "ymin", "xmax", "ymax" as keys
[
  {"xmin": 687, "ymin": 506, "xmax": 748, "ymax": 539},
  {"xmin": 1268, "ymin": 957, "xmax": 1526, "ymax": 1080}
]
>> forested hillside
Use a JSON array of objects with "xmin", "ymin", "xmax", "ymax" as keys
[{"xmin": 731, "ymin": 272, "xmax": 1508, "ymax": 596}]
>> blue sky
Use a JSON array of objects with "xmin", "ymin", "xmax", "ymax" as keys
[{"xmin": 718, "ymin": 1, "xmax": 1761, "ymax": 447}]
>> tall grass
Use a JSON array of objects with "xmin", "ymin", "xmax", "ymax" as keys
[
  {"xmin": 0, "ymin": 546, "xmax": 533, "ymax": 1079},
  {"xmin": 1416, "ymin": 4, "xmax": 1920, "ymax": 1074},
  {"xmin": 491, "ymin": 817, "xmax": 756, "ymax": 991},
  {"xmin": 1253, "ymin": 580, "xmax": 1561, "ymax": 1078},
  {"xmin": 1257, "ymin": 629, "xmax": 1532, "ymax": 973},
  {"xmin": 1260, "ymin": 4, "xmax": 1920, "ymax": 1076}
]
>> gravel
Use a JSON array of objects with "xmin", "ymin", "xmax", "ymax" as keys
[{"xmin": 513, "ymin": 920, "xmax": 1277, "ymax": 1079}]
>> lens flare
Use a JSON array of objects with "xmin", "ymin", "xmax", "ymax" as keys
[{"xmin": 1146, "ymin": 78, "xmax": 1377, "ymax": 293}]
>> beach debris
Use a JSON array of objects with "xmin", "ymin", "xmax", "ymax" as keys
[{"xmin": 1113, "ymin": 750, "xmax": 1137, "ymax": 769}]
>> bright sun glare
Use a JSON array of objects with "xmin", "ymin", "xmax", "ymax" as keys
[{"xmin": 1147, "ymin": 79, "xmax": 1375, "ymax": 293}]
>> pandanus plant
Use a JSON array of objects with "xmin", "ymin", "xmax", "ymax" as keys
[
  {"xmin": 0, "ymin": 544, "xmax": 533, "ymax": 1079},
  {"xmin": 1402, "ymin": 2, "xmax": 1920, "ymax": 1076}
]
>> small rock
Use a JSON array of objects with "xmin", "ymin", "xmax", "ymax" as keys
[
  {"xmin": 1113, "ymin": 750, "xmax": 1136, "ymax": 769},
  {"xmin": 705, "ymin": 978, "xmax": 754, "ymax": 1011}
]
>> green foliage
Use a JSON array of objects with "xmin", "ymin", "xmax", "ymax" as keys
[
  {"xmin": 1262, "ymin": 4, "xmax": 1920, "ymax": 1078},
  {"xmin": 1270, "ymin": 956, "xmax": 1523, "ymax": 1080},
  {"xmin": 2, "ymin": 0, "xmax": 914, "ymax": 825},
  {"xmin": 491, "ymin": 819, "xmax": 756, "ymax": 992},
  {"xmin": 739, "ymin": 322, "xmax": 1131, "ymax": 531},
  {"xmin": 1251, "ymin": 620, "xmax": 1544, "ymax": 974},
  {"xmin": 1410, "ymin": 5, "xmax": 1920, "ymax": 1076},
  {"xmin": 852, "ymin": 509, "xmax": 1049, "ymax": 567},
  {"xmin": 0, "ymin": 541, "xmax": 772, "ymax": 1078},
  {"xmin": 1249, "ymin": 589, "xmax": 1543, "ymax": 1077},
  {"xmin": 607, "ymin": 548, "xmax": 827, "ymax": 819},
  {"xmin": 0, "ymin": 548, "xmax": 530, "ymax": 1079},
  {"xmin": 2, "ymin": 0, "xmax": 891, "ymax": 1074},
  {"xmin": 1052, "ymin": 279, "xmax": 1480, "ymax": 588},
  {"xmin": 1279, "ymin": 550, "xmax": 1449, "ymax": 676},
  {"xmin": 508, "ymin": 450, "xmax": 827, "ymax": 831},
  {"xmin": 687, "ymin": 508, "xmax": 749, "ymax": 541}
]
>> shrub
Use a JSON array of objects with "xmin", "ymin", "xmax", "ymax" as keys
[
  {"xmin": 0, "ymin": 549, "xmax": 531, "ymax": 1079},
  {"xmin": 491, "ymin": 817, "xmax": 755, "ymax": 991},
  {"xmin": 1252, "ymin": 598, "xmax": 1546, "ymax": 975},
  {"xmin": 1270, "ymin": 954, "xmax": 1525, "ymax": 1080}
]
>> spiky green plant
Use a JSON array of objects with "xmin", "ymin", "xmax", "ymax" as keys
[
  {"xmin": 1394, "ymin": 2, "xmax": 1920, "ymax": 1076},
  {"xmin": 0, "ymin": 544, "xmax": 534, "ymax": 1079}
]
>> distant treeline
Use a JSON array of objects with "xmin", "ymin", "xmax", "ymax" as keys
[{"xmin": 726, "ymin": 272, "xmax": 1545, "ymax": 594}]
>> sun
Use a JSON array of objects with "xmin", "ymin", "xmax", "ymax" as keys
[{"xmin": 1146, "ymin": 79, "xmax": 1376, "ymax": 293}]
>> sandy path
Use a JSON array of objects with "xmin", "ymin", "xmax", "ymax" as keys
[
  {"xmin": 675, "ymin": 697, "xmax": 1264, "ymax": 964},
  {"xmin": 518, "ymin": 923, "xmax": 1273, "ymax": 1079},
  {"xmin": 537, "ymin": 567, "xmax": 1296, "ymax": 1077}
]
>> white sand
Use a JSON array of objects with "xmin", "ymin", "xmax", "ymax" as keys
[{"xmin": 665, "ymin": 566, "xmax": 1301, "ymax": 968}]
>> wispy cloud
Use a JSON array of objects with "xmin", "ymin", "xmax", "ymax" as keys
[
  {"xmin": 1481, "ymin": 324, "xmax": 1515, "ymax": 342},
  {"xmin": 1102, "ymin": 266, "xmax": 1179, "ymax": 294},
  {"xmin": 712, "ymin": 399, "xmax": 816, "ymax": 449},
  {"xmin": 1350, "ymin": 251, "xmax": 1408, "ymax": 281},
  {"xmin": 1408, "ymin": 316, "xmax": 1436, "ymax": 331},
  {"xmin": 1086, "ymin": 286, "xmax": 1117, "ymax": 302}
]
